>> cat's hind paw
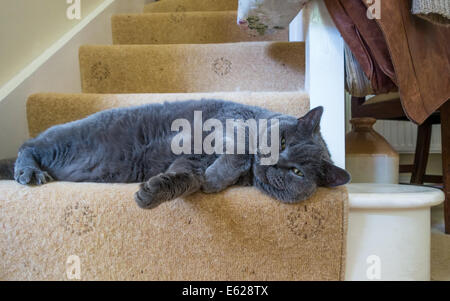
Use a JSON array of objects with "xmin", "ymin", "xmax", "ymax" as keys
[{"xmin": 14, "ymin": 166, "xmax": 53, "ymax": 186}]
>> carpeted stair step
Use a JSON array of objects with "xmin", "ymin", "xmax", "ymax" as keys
[
  {"xmin": 79, "ymin": 42, "xmax": 305, "ymax": 94},
  {"xmin": 112, "ymin": 11, "xmax": 288, "ymax": 45},
  {"xmin": 1, "ymin": 92, "xmax": 350, "ymax": 281},
  {"xmin": 0, "ymin": 182, "xmax": 347, "ymax": 280},
  {"xmin": 144, "ymin": 0, "xmax": 238, "ymax": 13},
  {"xmin": 26, "ymin": 92, "xmax": 310, "ymax": 136}
]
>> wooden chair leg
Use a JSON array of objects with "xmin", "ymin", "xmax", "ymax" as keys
[
  {"xmin": 411, "ymin": 121, "xmax": 432, "ymax": 184},
  {"xmin": 440, "ymin": 101, "xmax": 450, "ymax": 234},
  {"xmin": 351, "ymin": 96, "xmax": 366, "ymax": 118}
]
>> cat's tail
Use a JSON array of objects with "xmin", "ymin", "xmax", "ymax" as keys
[{"xmin": 0, "ymin": 158, "xmax": 16, "ymax": 180}]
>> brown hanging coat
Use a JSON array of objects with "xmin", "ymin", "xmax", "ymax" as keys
[{"xmin": 325, "ymin": 0, "xmax": 450, "ymax": 124}]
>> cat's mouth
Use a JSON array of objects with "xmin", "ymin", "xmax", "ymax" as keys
[
  {"xmin": 266, "ymin": 167, "xmax": 286, "ymax": 190},
  {"xmin": 253, "ymin": 176, "xmax": 296, "ymax": 203},
  {"xmin": 253, "ymin": 162, "xmax": 269, "ymax": 185},
  {"xmin": 254, "ymin": 175, "xmax": 315, "ymax": 204}
]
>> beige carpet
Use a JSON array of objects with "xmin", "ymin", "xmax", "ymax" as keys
[
  {"xmin": 0, "ymin": 182, "xmax": 347, "ymax": 281},
  {"xmin": 0, "ymin": 0, "xmax": 349, "ymax": 280},
  {"xmin": 26, "ymin": 92, "xmax": 309, "ymax": 137},
  {"xmin": 79, "ymin": 42, "xmax": 305, "ymax": 93},
  {"xmin": 143, "ymin": 0, "xmax": 238, "ymax": 13},
  {"xmin": 112, "ymin": 11, "xmax": 288, "ymax": 45}
]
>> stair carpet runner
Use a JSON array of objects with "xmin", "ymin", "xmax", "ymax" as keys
[{"xmin": 0, "ymin": 0, "xmax": 348, "ymax": 280}]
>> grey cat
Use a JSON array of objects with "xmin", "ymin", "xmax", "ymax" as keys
[{"xmin": 0, "ymin": 99, "xmax": 350, "ymax": 209}]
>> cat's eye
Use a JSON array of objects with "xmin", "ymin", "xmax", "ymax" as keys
[
  {"xmin": 281, "ymin": 137, "xmax": 286, "ymax": 150},
  {"xmin": 292, "ymin": 168, "xmax": 304, "ymax": 177}
]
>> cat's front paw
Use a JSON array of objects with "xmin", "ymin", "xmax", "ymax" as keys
[
  {"xmin": 201, "ymin": 166, "xmax": 225, "ymax": 194},
  {"xmin": 201, "ymin": 180, "xmax": 224, "ymax": 194},
  {"xmin": 14, "ymin": 166, "xmax": 53, "ymax": 185},
  {"xmin": 134, "ymin": 175, "xmax": 171, "ymax": 209}
]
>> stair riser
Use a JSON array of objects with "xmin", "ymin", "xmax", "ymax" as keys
[
  {"xmin": 79, "ymin": 42, "xmax": 305, "ymax": 94},
  {"xmin": 27, "ymin": 92, "xmax": 309, "ymax": 136},
  {"xmin": 144, "ymin": 0, "xmax": 238, "ymax": 13},
  {"xmin": 112, "ymin": 12, "xmax": 288, "ymax": 45},
  {"xmin": 0, "ymin": 182, "xmax": 346, "ymax": 281}
]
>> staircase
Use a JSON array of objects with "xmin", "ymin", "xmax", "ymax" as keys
[{"xmin": 0, "ymin": 0, "xmax": 348, "ymax": 280}]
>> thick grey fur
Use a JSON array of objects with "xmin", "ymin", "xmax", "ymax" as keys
[{"xmin": 0, "ymin": 99, "xmax": 350, "ymax": 209}]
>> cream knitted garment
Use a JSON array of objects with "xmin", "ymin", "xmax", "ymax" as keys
[{"xmin": 412, "ymin": 0, "xmax": 450, "ymax": 26}]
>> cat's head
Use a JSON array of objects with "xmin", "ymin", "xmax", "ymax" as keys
[{"xmin": 253, "ymin": 106, "xmax": 350, "ymax": 203}]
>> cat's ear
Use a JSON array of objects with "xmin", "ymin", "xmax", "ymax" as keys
[
  {"xmin": 320, "ymin": 160, "xmax": 351, "ymax": 187},
  {"xmin": 298, "ymin": 106, "xmax": 324, "ymax": 133}
]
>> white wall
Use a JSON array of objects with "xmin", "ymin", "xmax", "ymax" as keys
[
  {"xmin": 0, "ymin": 0, "xmax": 105, "ymax": 88},
  {"xmin": 0, "ymin": 0, "xmax": 147, "ymax": 159}
]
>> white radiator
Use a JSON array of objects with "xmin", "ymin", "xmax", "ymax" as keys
[
  {"xmin": 345, "ymin": 94, "xmax": 442, "ymax": 154},
  {"xmin": 374, "ymin": 120, "xmax": 442, "ymax": 154}
]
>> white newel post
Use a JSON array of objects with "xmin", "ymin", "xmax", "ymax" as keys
[{"xmin": 290, "ymin": 0, "xmax": 346, "ymax": 168}]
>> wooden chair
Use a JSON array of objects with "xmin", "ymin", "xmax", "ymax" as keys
[{"xmin": 351, "ymin": 93, "xmax": 450, "ymax": 234}]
